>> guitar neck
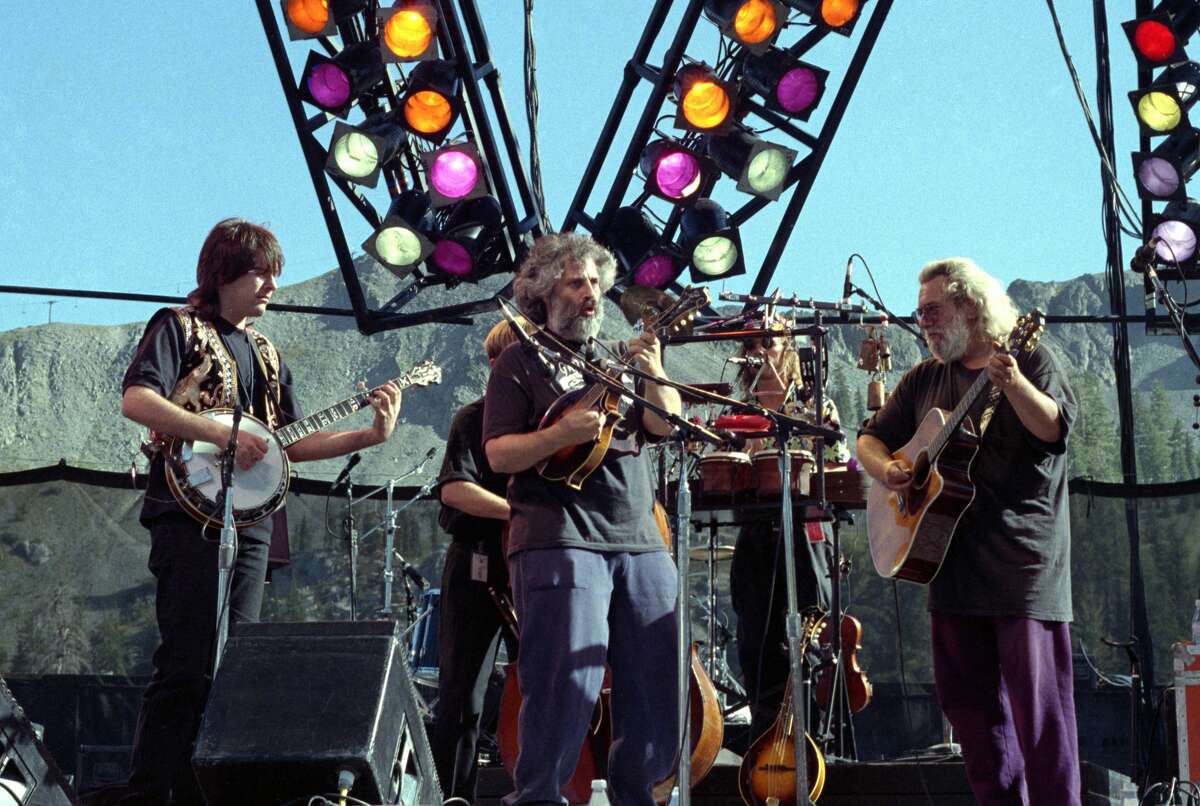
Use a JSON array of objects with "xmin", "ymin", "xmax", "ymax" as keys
[
  {"xmin": 929, "ymin": 367, "xmax": 992, "ymax": 457},
  {"xmin": 275, "ymin": 377, "xmax": 408, "ymax": 448}
]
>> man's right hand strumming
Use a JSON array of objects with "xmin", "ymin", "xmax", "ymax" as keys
[
  {"xmin": 882, "ymin": 459, "xmax": 913, "ymax": 492},
  {"xmin": 228, "ymin": 428, "xmax": 270, "ymax": 470}
]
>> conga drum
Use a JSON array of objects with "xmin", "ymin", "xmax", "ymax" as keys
[
  {"xmin": 698, "ymin": 451, "xmax": 753, "ymax": 499},
  {"xmin": 753, "ymin": 449, "xmax": 815, "ymax": 497}
]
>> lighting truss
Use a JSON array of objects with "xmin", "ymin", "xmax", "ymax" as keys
[
  {"xmin": 560, "ymin": 0, "xmax": 893, "ymax": 310},
  {"xmin": 257, "ymin": 0, "xmax": 546, "ymax": 334}
]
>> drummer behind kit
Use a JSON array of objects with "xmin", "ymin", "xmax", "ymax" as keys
[{"xmin": 161, "ymin": 360, "xmax": 442, "ymax": 528}]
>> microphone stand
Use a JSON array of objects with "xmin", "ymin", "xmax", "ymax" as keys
[
  {"xmin": 353, "ymin": 450, "xmax": 438, "ymax": 620},
  {"xmin": 343, "ymin": 472, "xmax": 359, "ymax": 620},
  {"xmin": 213, "ymin": 402, "xmax": 242, "ymax": 677}
]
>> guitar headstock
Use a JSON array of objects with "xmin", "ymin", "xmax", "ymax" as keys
[
  {"xmin": 642, "ymin": 286, "xmax": 711, "ymax": 335},
  {"xmin": 399, "ymin": 359, "xmax": 443, "ymax": 389},
  {"xmin": 1006, "ymin": 310, "xmax": 1045, "ymax": 358}
]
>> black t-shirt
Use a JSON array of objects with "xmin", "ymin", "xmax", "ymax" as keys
[
  {"xmin": 122, "ymin": 308, "xmax": 303, "ymax": 525},
  {"xmin": 436, "ymin": 397, "xmax": 509, "ymax": 542},
  {"xmin": 859, "ymin": 343, "xmax": 1077, "ymax": 621},
  {"xmin": 482, "ymin": 336, "xmax": 665, "ymax": 557}
]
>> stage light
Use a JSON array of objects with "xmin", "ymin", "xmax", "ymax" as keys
[
  {"xmin": 674, "ymin": 63, "xmax": 736, "ymax": 134},
  {"xmin": 429, "ymin": 196, "xmax": 504, "ymax": 281},
  {"xmin": 639, "ymin": 140, "xmax": 711, "ymax": 204},
  {"xmin": 1129, "ymin": 62, "xmax": 1200, "ymax": 136},
  {"xmin": 362, "ymin": 190, "xmax": 436, "ymax": 277},
  {"xmin": 1122, "ymin": 1, "xmax": 1200, "ymax": 68},
  {"xmin": 380, "ymin": 1, "xmax": 438, "ymax": 63},
  {"xmin": 743, "ymin": 48, "xmax": 829, "ymax": 120},
  {"xmin": 706, "ymin": 128, "xmax": 797, "ymax": 200},
  {"xmin": 325, "ymin": 118, "xmax": 405, "ymax": 188},
  {"xmin": 1151, "ymin": 199, "xmax": 1200, "ymax": 268},
  {"xmin": 282, "ymin": 0, "xmax": 366, "ymax": 40},
  {"xmin": 704, "ymin": 0, "xmax": 785, "ymax": 54},
  {"xmin": 401, "ymin": 60, "xmax": 460, "ymax": 142},
  {"xmin": 298, "ymin": 44, "xmax": 385, "ymax": 118},
  {"xmin": 784, "ymin": 0, "xmax": 865, "ymax": 36},
  {"xmin": 680, "ymin": 199, "xmax": 745, "ymax": 282},
  {"xmin": 1134, "ymin": 128, "xmax": 1200, "ymax": 200},
  {"xmin": 604, "ymin": 207, "xmax": 685, "ymax": 289},
  {"xmin": 422, "ymin": 141, "xmax": 487, "ymax": 206}
]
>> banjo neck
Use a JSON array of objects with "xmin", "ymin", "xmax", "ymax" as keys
[{"xmin": 273, "ymin": 375, "xmax": 415, "ymax": 448}]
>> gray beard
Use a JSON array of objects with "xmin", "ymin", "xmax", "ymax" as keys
[
  {"xmin": 929, "ymin": 317, "xmax": 971, "ymax": 363},
  {"xmin": 548, "ymin": 300, "xmax": 603, "ymax": 342}
]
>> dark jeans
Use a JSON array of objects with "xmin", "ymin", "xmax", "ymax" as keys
[
  {"xmin": 504, "ymin": 548, "xmax": 678, "ymax": 806},
  {"xmin": 123, "ymin": 514, "xmax": 271, "ymax": 806},
  {"xmin": 430, "ymin": 537, "xmax": 516, "ymax": 801},
  {"xmin": 729, "ymin": 519, "xmax": 831, "ymax": 740},
  {"xmin": 931, "ymin": 612, "xmax": 1082, "ymax": 806}
]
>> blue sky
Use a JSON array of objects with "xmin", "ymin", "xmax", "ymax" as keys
[{"xmin": 0, "ymin": 3, "xmax": 1142, "ymax": 332}]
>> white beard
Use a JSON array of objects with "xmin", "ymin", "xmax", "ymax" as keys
[
  {"xmin": 928, "ymin": 313, "xmax": 971, "ymax": 363},
  {"xmin": 548, "ymin": 297, "xmax": 603, "ymax": 342}
]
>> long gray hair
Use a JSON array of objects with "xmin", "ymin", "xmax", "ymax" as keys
[
  {"xmin": 918, "ymin": 257, "xmax": 1018, "ymax": 343},
  {"xmin": 512, "ymin": 233, "xmax": 617, "ymax": 323}
]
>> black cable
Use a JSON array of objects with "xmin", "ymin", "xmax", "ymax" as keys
[
  {"xmin": 1043, "ymin": 0, "xmax": 1143, "ymax": 237},
  {"xmin": 523, "ymin": 0, "xmax": 552, "ymax": 233}
]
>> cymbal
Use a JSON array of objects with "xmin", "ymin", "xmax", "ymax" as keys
[
  {"xmin": 688, "ymin": 544, "xmax": 736, "ymax": 562},
  {"xmin": 618, "ymin": 286, "xmax": 673, "ymax": 326}
]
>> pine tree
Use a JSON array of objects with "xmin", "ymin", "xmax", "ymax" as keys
[
  {"xmin": 1069, "ymin": 374, "xmax": 1119, "ymax": 481},
  {"xmin": 1141, "ymin": 382, "xmax": 1173, "ymax": 483}
]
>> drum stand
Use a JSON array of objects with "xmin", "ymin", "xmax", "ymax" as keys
[{"xmin": 693, "ymin": 523, "xmax": 745, "ymax": 706}]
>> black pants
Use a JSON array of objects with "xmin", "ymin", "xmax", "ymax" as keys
[
  {"xmin": 729, "ymin": 518, "xmax": 831, "ymax": 741},
  {"xmin": 123, "ymin": 514, "xmax": 271, "ymax": 806},
  {"xmin": 430, "ymin": 537, "xmax": 514, "ymax": 801}
]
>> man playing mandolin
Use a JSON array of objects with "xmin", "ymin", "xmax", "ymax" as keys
[
  {"xmin": 483, "ymin": 233, "xmax": 682, "ymax": 806},
  {"xmin": 857, "ymin": 258, "xmax": 1080, "ymax": 805},
  {"xmin": 119, "ymin": 218, "xmax": 402, "ymax": 806}
]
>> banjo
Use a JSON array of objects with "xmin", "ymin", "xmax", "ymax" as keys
[{"xmin": 164, "ymin": 359, "xmax": 442, "ymax": 528}]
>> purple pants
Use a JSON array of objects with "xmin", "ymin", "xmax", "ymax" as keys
[{"xmin": 931, "ymin": 612, "xmax": 1081, "ymax": 806}]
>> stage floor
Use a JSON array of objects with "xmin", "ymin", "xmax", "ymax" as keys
[{"xmin": 475, "ymin": 756, "xmax": 1135, "ymax": 806}]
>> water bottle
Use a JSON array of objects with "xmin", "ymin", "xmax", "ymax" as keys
[
  {"xmin": 587, "ymin": 779, "xmax": 611, "ymax": 806},
  {"xmin": 1192, "ymin": 599, "xmax": 1200, "ymax": 645}
]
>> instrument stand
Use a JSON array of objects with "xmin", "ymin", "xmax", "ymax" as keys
[
  {"xmin": 381, "ymin": 480, "xmax": 398, "ymax": 619},
  {"xmin": 817, "ymin": 517, "xmax": 858, "ymax": 762},
  {"xmin": 343, "ymin": 474, "xmax": 359, "ymax": 620}
]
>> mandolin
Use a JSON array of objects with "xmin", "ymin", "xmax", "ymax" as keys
[
  {"xmin": 536, "ymin": 287, "xmax": 709, "ymax": 490},
  {"xmin": 737, "ymin": 675, "xmax": 826, "ymax": 805}
]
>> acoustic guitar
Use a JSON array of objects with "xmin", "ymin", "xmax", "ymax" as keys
[
  {"xmin": 536, "ymin": 287, "xmax": 709, "ymax": 489},
  {"xmin": 163, "ymin": 360, "xmax": 442, "ymax": 527},
  {"xmin": 865, "ymin": 312, "xmax": 1044, "ymax": 583}
]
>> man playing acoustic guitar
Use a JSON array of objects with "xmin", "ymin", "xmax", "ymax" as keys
[
  {"xmin": 119, "ymin": 218, "xmax": 402, "ymax": 806},
  {"xmin": 483, "ymin": 233, "xmax": 682, "ymax": 806},
  {"xmin": 857, "ymin": 258, "xmax": 1080, "ymax": 805}
]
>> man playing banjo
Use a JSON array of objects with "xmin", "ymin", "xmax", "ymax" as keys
[{"xmin": 118, "ymin": 218, "xmax": 402, "ymax": 806}]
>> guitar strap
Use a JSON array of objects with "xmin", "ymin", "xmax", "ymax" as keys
[{"xmin": 977, "ymin": 384, "xmax": 1004, "ymax": 437}]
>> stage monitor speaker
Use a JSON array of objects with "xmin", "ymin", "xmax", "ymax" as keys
[
  {"xmin": 192, "ymin": 620, "xmax": 440, "ymax": 806},
  {"xmin": 0, "ymin": 677, "xmax": 79, "ymax": 806}
]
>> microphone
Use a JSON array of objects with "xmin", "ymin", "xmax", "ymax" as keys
[
  {"xmin": 728, "ymin": 355, "xmax": 764, "ymax": 366},
  {"xmin": 393, "ymin": 551, "xmax": 429, "ymax": 588},
  {"xmin": 1130, "ymin": 240, "xmax": 1158, "ymax": 274},
  {"xmin": 417, "ymin": 446, "xmax": 437, "ymax": 470},
  {"xmin": 332, "ymin": 452, "xmax": 361, "ymax": 492},
  {"xmin": 841, "ymin": 256, "xmax": 854, "ymax": 306}
]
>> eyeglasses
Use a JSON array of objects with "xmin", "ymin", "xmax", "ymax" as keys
[{"xmin": 912, "ymin": 302, "xmax": 947, "ymax": 323}]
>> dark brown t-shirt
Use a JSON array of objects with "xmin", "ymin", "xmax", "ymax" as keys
[
  {"xmin": 860, "ymin": 343, "xmax": 1077, "ymax": 621},
  {"xmin": 482, "ymin": 336, "xmax": 666, "ymax": 557}
]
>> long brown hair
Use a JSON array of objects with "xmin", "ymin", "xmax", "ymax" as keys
[{"xmin": 186, "ymin": 218, "xmax": 284, "ymax": 320}]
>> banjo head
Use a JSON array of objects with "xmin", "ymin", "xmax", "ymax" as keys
[{"xmin": 170, "ymin": 410, "xmax": 289, "ymax": 527}]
